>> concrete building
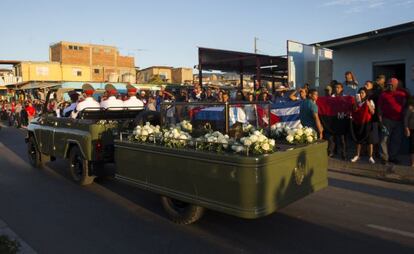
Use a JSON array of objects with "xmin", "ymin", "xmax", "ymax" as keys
[
  {"xmin": 14, "ymin": 61, "xmax": 91, "ymax": 82},
  {"xmin": 317, "ymin": 21, "xmax": 414, "ymax": 92},
  {"xmin": 171, "ymin": 67, "xmax": 193, "ymax": 84},
  {"xmin": 137, "ymin": 66, "xmax": 193, "ymax": 84},
  {"xmin": 50, "ymin": 41, "xmax": 136, "ymax": 83}
]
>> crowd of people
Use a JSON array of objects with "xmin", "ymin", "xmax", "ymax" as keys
[
  {"xmin": 0, "ymin": 71, "xmax": 412, "ymax": 167},
  {"xmin": 298, "ymin": 72, "xmax": 412, "ymax": 167}
]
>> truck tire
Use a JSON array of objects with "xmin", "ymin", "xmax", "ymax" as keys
[
  {"xmin": 27, "ymin": 136, "xmax": 43, "ymax": 168},
  {"xmin": 69, "ymin": 146, "xmax": 95, "ymax": 186},
  {"xmin": 160, "ymin": 196, "xmax": 205, "ymax": 224}
]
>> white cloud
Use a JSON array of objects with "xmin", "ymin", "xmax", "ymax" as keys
[
  {"xmin": 320, "ymin": 0, "xmax": 413, "ymax": 13},
  {"xmin": 396, "ymin": 0, "xmax": 414, "ymax": 6}
]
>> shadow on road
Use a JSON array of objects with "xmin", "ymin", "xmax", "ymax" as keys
[{"xmin": 329, "ymin": 177, "xmax": 414, "ymax": 204}]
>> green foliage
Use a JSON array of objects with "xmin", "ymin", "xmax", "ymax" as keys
[
  {"xmin": 148, "ymin": 74, "xmax": 165, "ymax": 85},
  {"xmin": 0, "ymin": 235, "xmax": 21, "ymax": 254}
]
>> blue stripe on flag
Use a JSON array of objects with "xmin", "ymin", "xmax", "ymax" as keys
[{"xmin": 271, "ymin": 100, "xmax": 302, "ymax": 109}]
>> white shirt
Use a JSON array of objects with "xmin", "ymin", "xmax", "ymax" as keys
[
  {"xmin": 71, "ymin": 97, "xmax": 100, "ymax": 118},
  {"xmin": 123, "ymin": 96, "xmax": 144, "ymax": 109},
  {"xmin": 100, "ymin": 96, "xmax": 124, "ymax": 110}
]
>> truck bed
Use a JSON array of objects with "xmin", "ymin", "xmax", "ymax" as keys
[{"xmin": 114, "ymin": 140, "xmax": 328, "ymax": 219}]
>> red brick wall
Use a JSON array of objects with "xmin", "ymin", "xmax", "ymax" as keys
[
  {"xmin": 60, "ymin": 44, "xmax": 90, "ymax": 65},
  {"xmin": 50, "ymin": 45, "xmax": 61, "ymax": 62},
  {"xmin": 117, "ymin": 56, "xmax": 134, "ymax": 68},
  {"xmin": 92, "ymin": 47, "xmax": 116, "ymax": 66}
]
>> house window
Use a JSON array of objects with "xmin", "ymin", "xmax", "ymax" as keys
[
  {"xmin": 94, "ymin": 69, "xmax": 100, "ymax": 74},
  {"xmin": 104, "ymin": 48, "xmax": 111, "ymax": 54},
  {"xmin": 68, "ymin": 45, "xmax": 73, "ymax": 50},
  {"xmin": 79, "ymin": 46, "xmax": 83, "ymax": 50},
  {"xmin": 72, "ymin": 68, "xmax": 82, "ymax": 77}
]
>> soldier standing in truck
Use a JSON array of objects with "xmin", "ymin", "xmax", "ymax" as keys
[
  {"xmin": 123, "ymin": 84, "xmax": 144, "ymax": 109},
  {"xmin": 71, "ymin": 83, "xmax": 100, "ymax": 118}
]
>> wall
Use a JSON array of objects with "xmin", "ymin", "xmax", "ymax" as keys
[
  {"xmin": 91, "ymin": 46, "xmax": 116, "ymax": 66},
  {"xmin": 18, "ymin": 62, "xmax": 62, "ymax": 81},
  {"xmin": 61, "ymin": 65, "xmax": 90, "ymax": 81},
  {"xmin": 332, "ymin": 32, "xmax": 414, "ymax": 92},
  {"xmin": 59, "ymin": 43, "xmax": 91, "ymax": 66},
  {"xmin": 171, "ymin": 68, "xmax": 193, "ymax": 84},
  {"xmin": 117, "ymin": 55, "xmax": 134, "ymax": 68},
  {"xmin": 50, "ymin": 44, "xmax": 61, "ymax": 62}
]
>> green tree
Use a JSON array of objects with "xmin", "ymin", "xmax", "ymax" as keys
[{"xmin": 148, "ymin": 74, "xmax": 164, "ymax": 85}]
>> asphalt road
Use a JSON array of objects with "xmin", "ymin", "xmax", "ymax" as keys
[{"xmin": 0, "ymin": 124, "xmax": 414, "ymax": 254}]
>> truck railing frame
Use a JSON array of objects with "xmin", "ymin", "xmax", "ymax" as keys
[{"xmin": 160, "ymin": 101, "xmax": 272, "ymax": 134}]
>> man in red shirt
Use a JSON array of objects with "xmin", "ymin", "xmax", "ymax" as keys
[{"xmin": 378, "ymin": 78, "xmax": 407, "ymax": 164}]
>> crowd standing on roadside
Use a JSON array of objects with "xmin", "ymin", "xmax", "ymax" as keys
[{"xmin": 1, "ymin": 71, "xmax": 413, "ymax": 167}]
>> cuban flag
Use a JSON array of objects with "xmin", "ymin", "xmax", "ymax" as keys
[{"xmin": 257, "ymin": 101, "xmax": 302, "ymax": 128}]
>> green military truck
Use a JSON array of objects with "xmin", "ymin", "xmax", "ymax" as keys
[
  {"xmin": 26, "ymin": 88, "xmax": 145, "ymax": 185},
  {"xmin": 26, "ymin": 90, "xmax": 328, "ymax": 224}
]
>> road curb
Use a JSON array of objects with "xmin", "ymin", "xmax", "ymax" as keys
[
  {"xmin": 329, "ymin": 158, "xmax": 414, "ymax": 185},
  {"xmin": 0, "ymin": 218, "xmax": 37, "ymax": 254}
]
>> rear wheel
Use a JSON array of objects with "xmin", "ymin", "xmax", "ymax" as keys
[
  {"xmin": 69, "ymin": 146, "xmax": 95, "ymax": 186},
  {"xmin": 160, "ymin": 196, "xmax": 205, "ymax": 224}
]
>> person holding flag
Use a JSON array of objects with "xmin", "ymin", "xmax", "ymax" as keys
[{"xmin": 299, "ymin": 89, "xmax": 324, "ymax": 139}]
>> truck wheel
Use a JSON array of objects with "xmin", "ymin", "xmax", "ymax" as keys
[
  {"xmin": 69, "ymin": 146, "xmax": 95, "ymax": 186},
  {"xmin": 27, "ymin": 136, "xmax": 42, "ymax": 168},
  {"xmin": 160, "ymin": 196, "xmax": 205, "ymax": 224}
]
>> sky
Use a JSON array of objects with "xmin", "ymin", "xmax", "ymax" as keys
[{"xmin": 0, "ymin": 0, "xmax": 413, "ymax": 69}]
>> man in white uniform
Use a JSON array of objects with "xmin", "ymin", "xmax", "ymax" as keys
[
  {"xmin": 100, "ymin": 84, "xmax": 124, "ymax": 110},
  {"xmin": 71, "ymin": 83, "xmax": 100, "ymax": 119},
  {"xmin": 123, "ymin": 84, "xmax": 144, "ymax": 109}
]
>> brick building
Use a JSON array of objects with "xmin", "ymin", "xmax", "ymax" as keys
[{"xmin": 49, "ymin": 41, "xmax": 136, "ymax": 83}]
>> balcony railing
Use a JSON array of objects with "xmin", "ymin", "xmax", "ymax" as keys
[{"xmin": 0, "ymin": 76, "xmax": 22, "ymax": 85}]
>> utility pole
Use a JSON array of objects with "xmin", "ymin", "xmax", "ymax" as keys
[{"xmin": 254, "ymin": 37, "xmax": 258, "ymax": 54}]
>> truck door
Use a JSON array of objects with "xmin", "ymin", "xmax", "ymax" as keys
[{"xmin": 38, "ymin": 91, "xmax": 58, "ymax": 156}]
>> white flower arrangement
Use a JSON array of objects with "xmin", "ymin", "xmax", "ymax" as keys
[
  {"xmin": 133, "ymin": 122, "xmax": 162, "ymax": 143},
  {"xmin": 162, "ymin": 126, "xmax": 192, "ymax": 148},
  {"xmin": 271, "ymin": 122, "xmax": 292, "ymax": 140},
  {"xmin": 196, "ymin": 131, "xmax": 230, "ymax": 152},
  {"xmin": 242, "ymin": 123, "xmax": 255, "ymax": 134},
  {"xmin": 132, "ymin": 123, "xmax": 278, "ymax": 156},
  {"xmin": 285, "ymin": 124, "xmax": 318, "ymax": 145},
  {"xmin": 179, "ymin": 120, "xmax": 193, "ymax": 133},
  {"xmin": 239, "ymin": 130, "xmax": 276, "ymax": 155}
]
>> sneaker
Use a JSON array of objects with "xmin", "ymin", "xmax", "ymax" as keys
[
  {"xmin": 351, "ymin": 156, "xmax": 359, "ymax": 163},
  {"xmin": 369, "ymin": 157, "xmax": 375, "ymax": 164}
]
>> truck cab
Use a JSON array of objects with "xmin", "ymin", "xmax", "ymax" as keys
[{"xmin": 26, "ymin": 87, "xmax": 144, "ymax": 185}]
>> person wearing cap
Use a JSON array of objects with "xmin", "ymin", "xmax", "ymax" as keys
[
  {"xmin": 62, "ymin": 90, "xmax": 79, "ymax": 117},
  {"xmin": 123, "ymin": 84, "xmax": 144, "ymax": 109},
  {"xmin": 100, "ymin": 84, "xmax": 124, "ymax": 110},
  {"xmin": 378, "ymin": 78, "xmax": 407, "ymax": 164},
  {"xmin": 71, "ymin": 83, "xmax": 100, "ymax": 118},
  {"xmin": 139, "ymin": 90, "xmax": 147, "ymax": 105}
]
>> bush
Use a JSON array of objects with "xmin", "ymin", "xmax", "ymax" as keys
[{"xmin": 0, "ymin": 235, "xmax": 20, "ymax": 254}]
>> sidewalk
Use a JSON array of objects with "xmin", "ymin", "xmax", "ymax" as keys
[
  {"xmin": 329, "ymin": 155, "xmax": 414, "ymax": 185},
  {"xmin": 0, "ymin": 218, "xmax": 37, "ymax": 254}
]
